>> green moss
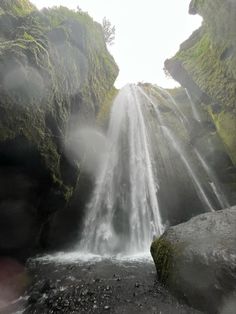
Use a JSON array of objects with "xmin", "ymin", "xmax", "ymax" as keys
[
  {"xmin": 97, "ymin": 87, "xmax": 118, "ymax": 128},
  {"xmin": 23, "ymin": 31, "xmax": 34, "ymax": 41},
  {"xmin": 0, "ymin": 0, "xmax": 36, "ymax": 16},
  {"xmin": 166, "ymin": 1, "xmax": 236, "ymax": 166},
  {"xmin": 151, "ymin": 237, "xmax": 176, "ymax": 284},
  {"xmin": 0, "ymin": 2, "xmax": 118, "ymax": 202},
  {"xmin": 176, "ymin": 31, "xmax": 236, "ymax": 110},
  {"xmin": 42, "ymin": 6, "xmax": 93, "ymax": 29},
  {"xmin": 209, "ymin": 109, "xmax": 236, "ymax": 165}
]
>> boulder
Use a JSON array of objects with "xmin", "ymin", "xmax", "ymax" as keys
[{"xmin": 151, "ymin": 207, "xmax": 236, "ymax": 313}]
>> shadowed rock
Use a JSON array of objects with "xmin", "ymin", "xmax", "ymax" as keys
[{"xmin": 151, "ymin": 207, "xmax": 236, "ymax": 313}]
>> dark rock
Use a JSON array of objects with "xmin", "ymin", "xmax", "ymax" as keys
[
  {"xmin": 29, "ymin": 292, "xmax": 42, "ymax": 304},
  {"xmin": 151, "ymin": 207, "xmax": 236, "ymax": 313},
  {"xmin": 165, "ymin": 1, "xmax": 236, "ymax": 167},
  {"xmin": 0, "ymin": 0, "xmax": 118, "ymax": 258}
]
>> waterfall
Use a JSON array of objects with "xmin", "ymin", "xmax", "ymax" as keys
[
  {"xmin": 79, "ymin": 83, "xmax": 229, "ymax": 256},
  {"xmin": 185, "ymin": 88, "xmax": 201, "ymax": 122},
  {"xmin": 194, "ymin": 148, "xmax": 230, "ymax": 209},
  {"xmin": 151, "ymin": 85, "xmax": 229, "ymax": 211},
  {"xmin": 79, "ymin": 84, "xmax": 164, "ymax": 255},
  {"xmin": 137, "ymin": 87, "xmax": 215, "ymax": 212}
]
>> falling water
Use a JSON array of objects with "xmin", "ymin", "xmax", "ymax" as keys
[
  {"xmin": 150, "ymin": 85, "xmax": 229, "ymax": 211},
  {"xmin": 80, "ymin": 84, "xmax": 164, "ymax": 255},
  {"xmin": 137, "ymin": 86, "xmax": 217, "ymax": 212},
  {"xmin": 194, "ymin": 148, "xmax": 230, "ymax": 209},
  {"xmin": 79, "ymin": 83, "xmax": 229, "ymax": 256},
  {"xmin": 185, "ymin": 88, "xmax": 201, "ymax": 122},
  {"xmin": 161, "ymin": 127, "xmax": 215, "ymax": 212},
  {"xmin": 152, "ymin": 85, "xmax": 190, "ymax": 128}
]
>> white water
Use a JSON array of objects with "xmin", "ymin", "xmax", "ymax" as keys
[
  {"xmin": 153, "ymin": 85, "xmax": 189, "ymax": 128},
  {"xmin": 162, "ymin": 127, "xmax": 215, "ymax": 212},
  {"xmin": 137, "ymin": 86, "xmax": 217, "ymax": 212},
  {"xmin": 151, "ymin": 85, "xmax": 228, "ymax": 212},
  {"xmin": 194, "ymin": 148, "xmax": 230, "ymax": 209},
  {"xmin": 185, "ymin": 88, "xmax": 201, "ymax": 122},
  {"xmin": 79, "ymin": 84, "xmax": 164, "ymax": 255},
  {"xmin": 166, "ymin": 87, "xmax": 229, "ymax": 211},
  {"xmin": 32, "ymin": 251, "xmax": 152, "ymax": 264},
  {"xmin": 76, "ymin": 84, "xmax": 230, "ymax": 257}
]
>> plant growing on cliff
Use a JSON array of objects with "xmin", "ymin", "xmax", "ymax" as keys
[{"xmin": 102, "ymin": 17, "xmax": 115, "ymax": 46}]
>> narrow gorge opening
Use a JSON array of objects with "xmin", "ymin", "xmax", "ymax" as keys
[{"xmin": 1, "ymin": 1, "xmax": 236, "ymax": 313}]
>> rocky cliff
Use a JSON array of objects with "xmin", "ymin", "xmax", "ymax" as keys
[
  {"xmin": 165, "ymin": 0, "xmax": 236, "ymax": 167},
  {"xmin": 151, "ymin": 1, "xmax": 236, "ymax": 311},
  {"xmin": 0, "ymin": 0, "xmax": 118, "ymax": 258}
]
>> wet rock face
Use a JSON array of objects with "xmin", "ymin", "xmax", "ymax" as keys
[
  {"xmin": 165, "ymin": 0, "xmax": 236, "ymax": 167},
  {"xmin": 151, "ymin": 207, "xmax": 236, "ymax": 313},
  {"xmin": 0, "ymin": 0, "xmax": 118, "ymax": 257}
]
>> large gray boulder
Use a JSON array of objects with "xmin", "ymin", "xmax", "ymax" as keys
[{"xmin": 151, "ymin": 207, "xmax": 236, "ymax": 313}]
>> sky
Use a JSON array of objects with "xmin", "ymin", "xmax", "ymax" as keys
[{"xmin": 31, "ymin": 0, "xmax": 202, "ymax": 88}]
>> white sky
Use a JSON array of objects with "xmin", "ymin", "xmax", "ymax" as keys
[{"xmin": 31, "ymin": 0, "xmax": 202, "ymax": 88}]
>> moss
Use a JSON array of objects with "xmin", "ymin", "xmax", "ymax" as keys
[
  {"xmin": 41, "ymin": 6, "xmax": 94, "ymax": 29},
  {"xmin": 23, "ymin": 31, "xmax": 34, "ymax": 41},
  {"xmin": 166, "ymin": 1, "xmax": 236, "ymax": 165},
  {"xmin": 176, "ymin": 31, "xmax": 236, "ymax": 110},
  {"xmin": 151, "ymin": 237, "xmax": 176, "ymax": 284},
  {"xmin": 209, "ymin": 109, "xmax": 236, "ymax": 165},
  {"xmin": 0, "ymin": 2, "xmax": 118, "ymax": 202},
  {"xmin": 97, "ymin": 87, "xmax": 118, "ymax": 128},
  {"xmin": 0, "ymin": 0, "xmax": 36, "ymax": 16}
]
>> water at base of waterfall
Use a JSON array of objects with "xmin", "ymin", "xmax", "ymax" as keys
[
  {"xmin": 19, "ymin": 255, "xmax": 202, "ymax": 314},
  {"xmin": 79, "ymin": 84, "xmax": 164, "ymax": 256},
  {"xmin": 78, "ymin": 83, "xmax": 229, "ymax": 256}
]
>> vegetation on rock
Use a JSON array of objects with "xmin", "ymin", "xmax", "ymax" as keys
[
  {"xmin": 0, "ymin": 0, "xmax": 118, "ymax": 255},
  {"xmin": 165, "ymin": 0, "xmax": 236, "ymax": 166},
  {"xmin": 151, "ymin": 208, "xmax": 236, "ymax": 313}
]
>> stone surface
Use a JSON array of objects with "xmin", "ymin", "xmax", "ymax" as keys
[
  {"xmin": 151, "ymin": 207, "xmax": 236, "ymax": 313},
  {"xmin": 0, "ymin": 0, "xmax": 118, "ymax": 257},
  {"xmin": 14, "ymin": 257, "xmax": 202, "ymax": 314},
  {"xmin": 165, "ymin": 0, "xmax": 236, "ymax": 167}
]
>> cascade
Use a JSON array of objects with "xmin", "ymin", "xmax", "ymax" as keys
[
  {"xmin": 137, "ymin": 87, "xmax": 215, "ymax": 212},
  {"xmin": 79, "ymin": 84, "xmax": 229, "ymax": 256},
  {"xmin": 80, "ymin": 84, "xmax": 164, "ymax": 255},
  {"xmin": 151, "ymin": 85, "xmax": 229, "ymax": 211},
  {"xmin": 185, "ymin": 88, "xmax": 201, "ymax": 122}
]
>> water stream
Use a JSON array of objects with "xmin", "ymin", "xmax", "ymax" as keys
[
  {"xmin": 79, "ymin": 84, "xmax": 229, "ymax": 256},
  {"xmin": 79, "ymin": 85, "xmax": 164, "ymax": 255}
]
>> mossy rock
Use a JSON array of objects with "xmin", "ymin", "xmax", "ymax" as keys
[
  {"xmin": 151, "ymin": 208, "xmax": 236, "ymax": 313},
  {"xmin": 209, "ymin": 109, "xmax": 236, "ymax": 165},
  {"xmin": 0, "ymin": 0, "xmax": 36, "ymax": 16},
  {"xmin": 151, "ymin": 237, "xmax": 176, "ymax": 284},
  {"xmin": 0, "ymin": 1, "xmax": 118, "ymax": 255},
  {"xmin": 165, "ymin": 0, "xmax": 236, "ymax": 166},
  {"xmin": 97, "ymin": 87, "xmax": 118, "ymax": 129},
  {"xmin": 0, "ymin": 1, "xmax": 118, "ymax": 197}
]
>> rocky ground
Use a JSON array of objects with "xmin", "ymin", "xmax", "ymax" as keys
[{"xmin": 1, "ymin": 253, "xmax": 203, "ymax": 314}]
